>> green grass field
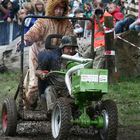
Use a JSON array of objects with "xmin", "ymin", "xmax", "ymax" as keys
[
  {"xmin": 0, "ymin": 71, "xmax": 140, "ymax": 126},
  {"xmin": 106, "ymin": 77, "xmax": 140, "ymax": 126}
]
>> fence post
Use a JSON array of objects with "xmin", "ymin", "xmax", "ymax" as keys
[
  {"xmin": 9, "ymin": 22, "xmax": 14, "ymax": 43},
  {"xmin": 104, "ymin": 15, "xmax": 116, "ymax": 83}
]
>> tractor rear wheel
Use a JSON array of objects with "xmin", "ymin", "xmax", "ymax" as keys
[
  {"xmin": 51, "ymin": 97, "xmax": 72, "ymax": 140},
  {"xmin": 99, "ymin": 99, "xmax": 118, "ymax": 140},
  {"xmin": 1, "ymin": 98, "xmax": 17, "ymax": 136}
]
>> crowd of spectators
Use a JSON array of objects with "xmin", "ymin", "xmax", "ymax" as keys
[
  {"xmin": 0, "ymin": 0, "xmax": 47, "ymax": 22},
  {"xmin": 67, "ymin": 0, "xmax": 140, "ymax": 36},
  {"xmin": 0, "ymin": 0, "xmax": 139, "ymax": 40},
  {"xmin": 17, "ymin": 0, "xmax": 46, "ymax": 33}
]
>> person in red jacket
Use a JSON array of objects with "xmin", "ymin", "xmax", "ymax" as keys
[
  {"xmin": 107, "ymin": 2, "xmax": 124, "ymax": 23},
  {"xmin": 86, "ymin": 6, "xmax": 113, "ymax": 69}
]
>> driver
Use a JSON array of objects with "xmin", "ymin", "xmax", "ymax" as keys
[{"xmin": 36, "ymin": 35, "xmax": 78, "ymax": 97}]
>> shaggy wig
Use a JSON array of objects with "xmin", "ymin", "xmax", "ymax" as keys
[{"xmin": 45, "ymin": 0, "xmax": 69, "ymax": 16}]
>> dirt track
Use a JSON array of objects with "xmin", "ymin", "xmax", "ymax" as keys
[{"xmin": 0, "ymin": 121, "xmax": 140, "ymax": 140}]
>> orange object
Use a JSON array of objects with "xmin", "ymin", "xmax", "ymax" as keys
[{"xmin": 89, "ymin": 11, "xmax": 113, "ymax": 48}]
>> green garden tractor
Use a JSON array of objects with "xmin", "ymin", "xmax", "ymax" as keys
[
  {"xmin": 49, "ymin": 54, "xmax": 118, "ymax": 140},
  {"xmin": 1, "ymin": 16, "xmax": 118, "ymax": 140}
]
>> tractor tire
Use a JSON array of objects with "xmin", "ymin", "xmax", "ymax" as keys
[
  {"xmin": 51, "ymin": 97, "xmax": 72, "ymax": 140},
  {"xmin": 1, "ymin": 98, "xmax": 17, "ymax": 136},
  {"xmin": 99, "ymin": 99, "xmax": 118, "ymax": 140}
]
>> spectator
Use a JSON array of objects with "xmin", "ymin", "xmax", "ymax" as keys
[
  {"xmin": 43, "ymin": 0, "xmax": 48, "ymax": 6},
  {"xmin": 117, "ymin": 0, "xmax": 126, "ymax": 14},
  {"xmin": 68, "ymin": 5, "xmax": 74, "ymax": 17},
  {"xmin": 22, "ymin": 2, "xmax": 34, "ymax": 15},
  {"xmin": 129, "ymin": 18, "xmax": 140, "ymax": 31},
  {"xmin": 33, "ymin": 0, "xmax": 45, "ymax": 16},
  {"xmin": 114, "ymin": 0, "xmax": 137, "ymax": 34},
  {"xmin": 0, "ymin": 0, "xmax": 19, "ymax": 22},
  {"xmin": 129, "ymin": 0, "xmax": 140, "ymax": 32},
  {"xmin": 93, "ymin": 0, "xmax": 104, "ymax": 9},
  {"xmin": 10, "ymin": 0, "xmax": 19, "ymax": 21},
  {"xmin": 18, "ymin": 2, "xmax": 37, "ymax": 34},
  {"xmin": 83, "ymin": 2, "xmax": 93, "ymax": 18},
  {"xmin": 107, "ymin": 2, "xmax": 124, "ymax": 23},
  {"xmin": 102, "ymin": 0, "xmax": 111, "ymax": 6},
  {"xmin": 68, "ymin": 0, "xmax": 74, "ymax": 10},
  {"xmin": 17, "ymin": 8, "xmax": 37, "ymax": 34},
  {"xmin": 86, "ymin": 5, "xmax": 113, "ymax": 68},
  {"xmin": 17, "ymin": 8, "xmax": 28, "ymax": 25},
  {"xmin": 17, "ymin": 0, "xmax": 74, "ymax": 110},
  {"xmin": 68, "ymin": 5, "xmax": 76, "ymax": 28},
  {"xmin": 0, "ymin": 0, "xmax": 13, "ymax": 22},
  {"xmin": 74, "ymin": 8, "xmax": 85, "ymax": 37},
  {"xmin": 115, "ymin": 17, "xmax": 136, "ymax": 34},
  {"xmin": 72, "ymin": 0, "xmax": 82, "ymax": 13}
]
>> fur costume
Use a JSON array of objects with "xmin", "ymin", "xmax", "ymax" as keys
[{"xmin": 23, "ymin": 0, "xmax": 73, "ymax": 109}]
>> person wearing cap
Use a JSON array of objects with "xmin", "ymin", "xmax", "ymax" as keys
[
  {"xmin": 36, "ymin": 35, "xmax": 78, "ymax": 97},
  {"xmin": 16, "ymin": 0, "xmax": 74, "ymax": 110},
  {"xmin": 59, "ymin": 36, "xmax": 78, "ymax": 56}
]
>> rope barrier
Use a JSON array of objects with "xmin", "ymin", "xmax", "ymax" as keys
[{"xmin": 116, "ymin": 35, "xmax": 140, "ymax": 50}]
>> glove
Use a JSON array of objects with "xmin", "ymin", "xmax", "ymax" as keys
[{"xmin": 16, "ymin": 40, "xmax": 27, "ymax": 52}]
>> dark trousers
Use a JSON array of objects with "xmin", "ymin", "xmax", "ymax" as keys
[{"xmin": 115, "ymin": 17, "xmax": 135, "ymax": 34}]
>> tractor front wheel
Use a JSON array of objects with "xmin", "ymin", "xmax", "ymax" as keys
[
  {"xmin": 99, "ymin": 99, "xmax": 118, "ymax": 140},
  {"xmin": 51, "ymin": 97, "xmax": 72, "ymax": 140}
]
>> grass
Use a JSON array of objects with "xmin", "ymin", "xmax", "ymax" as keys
[
  {"xmin": 0, "ymin": 71, "xmax": 140, "ymax": 126},
  {"xmin": 0, "ymin": 71, "xmax": 20, "ymax": 100},
  {"xmin": 106, "ymin": 77, "xmax": 140, "ymax": 126}
]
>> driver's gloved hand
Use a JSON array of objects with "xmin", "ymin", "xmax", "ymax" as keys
[
  {"xmin": 16, "ymin": 40, "xmax": 27, "ymax": 52},
  {"xmin": 35, "ymin": 70, "xmax": 49, "ymax": 80},
  {"xmin": 16, "ymin": 40, "xmax": 32, "ymax": 52}
]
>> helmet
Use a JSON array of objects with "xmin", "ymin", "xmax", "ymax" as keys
[{"xmin": 59, "ymin": 36, "xmax": 78, "ymax": 49}]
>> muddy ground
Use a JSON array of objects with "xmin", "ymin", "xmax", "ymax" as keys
[{"xmin": 0, "ymin": 121, "xmax": 140, "ymax": 140}]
